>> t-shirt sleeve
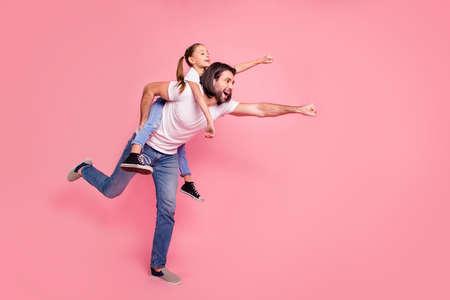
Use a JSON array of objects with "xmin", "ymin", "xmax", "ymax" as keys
[
  {"xmin": 185, "ymin": 80, "xmax": 204, "ymax": 95},
  {"xmin": 167, "ymin": 81, "xmax": 177, "ymax": 100},
  {"xmin": 168, "ymin": 81, "xmax": 195, "ymax": 101},
  {"xmin": 220, "ymin": 100, "xmax": 240, "ymax": 116}
]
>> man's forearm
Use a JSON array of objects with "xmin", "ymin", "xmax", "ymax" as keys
[
  {"xmin": 139, "ymin": 92, "xmax": 154, "ymax": 128},
  {"xmin": 257, "ymin": 103, "xmax": 303, "ymax": 117}
]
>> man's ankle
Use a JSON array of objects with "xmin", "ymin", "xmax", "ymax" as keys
[{"xmin": 77, "ymin": 166, "xmax": 86, "ymax": 176}]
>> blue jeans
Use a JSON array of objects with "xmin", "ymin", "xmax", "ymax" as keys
[
  {"xmin": 133, "ymin": 98, "xmax": 191, "ymax": 177},
  {"xmin": 81, "ymin": 134, "xmax": 179, "ymax": 268}
]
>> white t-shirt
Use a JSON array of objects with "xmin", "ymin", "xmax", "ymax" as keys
[
  {"xmin": 183, "ymin": 67, "xmax": 204, "ymax": 94},
  {"xmin": 184, "ymin": 67, "xmax": 200, "ymax": 83},
  {"xmin": 147, "ymin": 74, "xmax": 239, "ymax": 154}
]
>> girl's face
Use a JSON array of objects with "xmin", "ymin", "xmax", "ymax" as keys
[{"xmin": 188, "ymin": 45, "xmax": 210, "ymax": 68}]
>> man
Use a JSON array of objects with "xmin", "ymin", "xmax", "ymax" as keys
[{"xmin": 67, "ymin": 62, "xmax": 317, "ymax": 285}]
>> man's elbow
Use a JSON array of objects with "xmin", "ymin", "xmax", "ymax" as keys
[
  {"xmin": 142, "ymin": 84, "xmax": 154, "ymax": 98},
  {"xmin": 255, "ymin": 104, "xmax": 267, "ymax": 117}
]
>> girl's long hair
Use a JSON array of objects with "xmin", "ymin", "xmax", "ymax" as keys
[{"xmin": 176, "ymin": 43, "xmax": 202, "ymax": 93}]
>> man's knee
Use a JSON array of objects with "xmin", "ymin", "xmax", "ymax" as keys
[
  {"xmin": 158, "ymin": 201, "xmax": 176, "ymax": 219},
  {"xmin": 103, "ymin": 187, "xmax": 124, "ymax": 199}
]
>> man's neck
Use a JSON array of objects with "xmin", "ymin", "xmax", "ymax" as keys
[{"xmin": 205, "ymin": 96, "xmax": 218, "ymax": 107}]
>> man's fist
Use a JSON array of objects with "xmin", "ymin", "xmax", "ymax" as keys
[{"xmin": 300, "ymin": 104, "xmax": 317, "ymax": 116}]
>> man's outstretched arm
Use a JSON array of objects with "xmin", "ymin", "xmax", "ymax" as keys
[{"xmin": 230, "ymin": 102, "xmax": 317, "ymax": 118}]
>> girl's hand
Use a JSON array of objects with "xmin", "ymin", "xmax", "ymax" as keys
[
  {"xmin": 205, "ymin": 123, "xmax": 215, "ymax": 138},
  {"xmin": 260, "ymin": 55, "xmax": 273, "ymax": 64}
]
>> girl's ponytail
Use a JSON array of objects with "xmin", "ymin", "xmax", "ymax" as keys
[
  {"xmin": 176, "ymin": 56, "xmax": 186, "ymax": 93},
  {"xmin": 176, "ymin": 43, "xmax": 202, "ymax": 93}
]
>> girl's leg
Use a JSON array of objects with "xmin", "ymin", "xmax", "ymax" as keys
[
  {"xmin": 177, "ymin": 144, "xmax": 204, "ymax": 202},
  {"xmin": 176, "ymin": 144, "xmax": 192, "ymax": 179},
  {"xmin": 120, "ymin": 98, "xmax": 166, "ymax": 174},
  {"xmin": 132, "ymin": 98, "xmax": 166, "ymax": 150}
]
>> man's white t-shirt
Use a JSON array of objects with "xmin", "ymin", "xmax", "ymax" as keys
[{"xmin": 146, "ymin": 69, "xmax": 239, "ymax": 154}]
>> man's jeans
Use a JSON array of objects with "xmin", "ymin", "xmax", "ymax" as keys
[
  {"xmin": 132, "ymin": 97, "xmax": 191, "ymax": 177},
  {"xmin": 81, "ymin": 134, "xmax": 179, "ymax": 268}
]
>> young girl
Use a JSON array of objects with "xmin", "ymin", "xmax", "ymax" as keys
[{"xmin": 120, "ymin": 43, "xmax": 273, "ymax": 201}]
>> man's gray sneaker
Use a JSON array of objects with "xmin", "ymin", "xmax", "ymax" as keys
[
  {"xmin": 67, "ymin": 159, "xmax": 92, "ymax": 182},
  {"xmin": 151, "ymin": 267, "xmax": 182, "ymax": 285}
]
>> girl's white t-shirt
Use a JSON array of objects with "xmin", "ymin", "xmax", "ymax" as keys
[
  {"xmin": 146, "ymin": 68, "xmax": 239, "ymax": 154},
  {"xmin": 184, "ymin": 67, "xmax": 200, "ymax": 83}
]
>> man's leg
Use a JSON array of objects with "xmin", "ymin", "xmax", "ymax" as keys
[
  {"xmin": 141, "ymin": 145, "xmax": 181, "ymax": 284},
  {"xmin": 80, "ymin": 134, "xmax": 136, "ymax": 198},
  {"xmin": 148, "ymin": 148, "xmax": 179, "ymax": 268}
]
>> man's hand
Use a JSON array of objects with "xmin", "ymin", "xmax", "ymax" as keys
[
  {"xmin": 298, "ymin": 104, "xmax": 317, "ymax": 116},
  {"xmin": 259, "ymin": 55, "xmax": 273, "ymax": 64},
  {"xmin": 204, "ymin": 123, "xmax": 215, "ymax": 138}
]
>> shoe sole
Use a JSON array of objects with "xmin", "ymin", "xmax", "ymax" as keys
[
  {"xmin": 151, "ymin": 275, "xmax": 182, "ymax": 285},
  {"xmin": 180, "ymin": 189, "xmax": 204, "ymax": 202},
  {"xmin": 120, "ymin": 163, "xmax": 153, "ymax": 175}
]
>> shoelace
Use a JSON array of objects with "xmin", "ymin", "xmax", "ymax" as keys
[
  {"xmin": 189, "ymin": 183, "xmax": 200, "ymax": 196},
  {"xmin": 138, "ymin": 154, "xmax": 152, "ymax": 166}
]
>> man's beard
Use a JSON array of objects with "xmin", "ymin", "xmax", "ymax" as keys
[{"xmin": 215, "ymin": 89, "xmax": 232, "ymax": 105}]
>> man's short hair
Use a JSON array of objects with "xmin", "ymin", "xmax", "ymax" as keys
[{"xmin": 200, "ymin": 62, "xmax": 236, "ymax": 98}]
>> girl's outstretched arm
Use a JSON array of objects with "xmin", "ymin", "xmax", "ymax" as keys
[
  {"xmin": 187, "ymin": 81, "xmax": 215, "ymax": 138},
  {"xmin": 234, "ymin": 55, "xmax": 273, "ymax": 74}
]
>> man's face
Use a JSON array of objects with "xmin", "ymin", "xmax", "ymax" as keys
[{"xmin": 213, "ymin": 70, "xmax": 235, "ymax": 104}]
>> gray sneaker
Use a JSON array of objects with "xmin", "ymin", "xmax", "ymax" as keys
[
  {"xmin": 151, "ymin": 267, "xmax": 182, "ymax": 285},
  {"xmin": 67, "ymin": 159, "xmax": 92, "ymax": 182}
]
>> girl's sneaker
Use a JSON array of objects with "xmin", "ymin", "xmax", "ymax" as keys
[
  {"xmin": 120, "ymin": 153, "xmax": 153, "ymax": 174},
  {"xmin": 180, "ymin": 182, "xmax": 204, "ymax": 202}
]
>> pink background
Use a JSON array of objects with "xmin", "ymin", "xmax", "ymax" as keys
[{"xmin": 1, "ymin": 0, "xmax": 450, "ymax": 299}]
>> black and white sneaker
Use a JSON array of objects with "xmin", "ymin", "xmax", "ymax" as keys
[
  {"xmin": 180, "ymin": 181, "xmax": 204, "ymax": 202},
  {"xmin": 120, "ymin": 153, "xmax": 153, "ymax": 174}
]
